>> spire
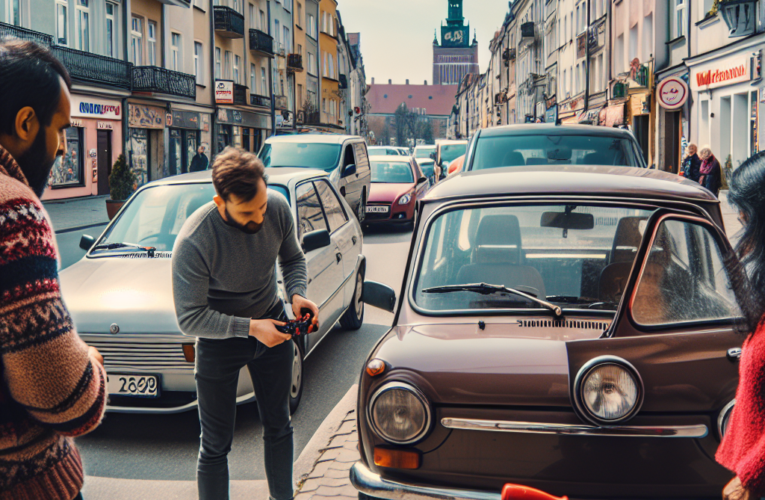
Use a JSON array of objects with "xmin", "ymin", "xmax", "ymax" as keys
[{"xmin": 433, "ymin": 29, "xmax": 438, "ymax": 44}]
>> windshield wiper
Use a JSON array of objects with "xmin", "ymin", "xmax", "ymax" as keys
[
  {"xmin": 423, "ymin": 283, "xmax": 562, "ymax": 317},
  {"xmin": 91, "ymin": 242, "xmax": 156, "ymax": 257},
  {"xmin": 545, "ymin": 296, "xmax": 619, "ymax": 310}
]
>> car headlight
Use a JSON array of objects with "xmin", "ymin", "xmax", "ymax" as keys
[
  {"xmin": 398, "ymin": 193, "xmax": 413, "ymax": 205},
  {"xmin": 574, "ymin": 356, "xmax": 643, "ymax": 425},
  {"xmin": 369, "ymin": 381, "xmax": 431, "ymax": 444},
  {"xmin": 718, "ymin": 400, "xmax": 735, "ymax": 438}
]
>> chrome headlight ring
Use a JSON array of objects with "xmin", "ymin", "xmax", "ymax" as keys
[
  {"xmin": 573, "ymin": 355, "xmax": 645, "ymax": 426},
  {"xmin": 718, "ymin": 399, "xmax": 736, "ymax": 439},
  {"xmin": 367, "ymin": 381, "xmax": 432, "ymax": 445}
]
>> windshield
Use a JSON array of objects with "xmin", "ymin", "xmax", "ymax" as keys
[
  {"xmin": 371, "ymin": 161, "xmax": 414, "ymax": 184},
  {"xmin": 259, "ymin": 142, "xmax": 342, "ymax": 172},
  {"xmin": 471, "ymin": 135, "xmax": 642, "ymax": 170},
  {"xmin": 368, "ymin": 147, "xmax": 399, "ymax": 156},
  {"xmin": 440, "ymin": 143, "xmax": 467, "ymax": 163},
  {"xmin": 413, "ymin": 204, "xmax": 655, "ymax": 312},
  {"xmin": 95, "ymin": 183, "xmax": 289, "ymax": 253},
  {"xmin": 415, "ymin": 147, "xmax": 436, "ymax": 159}
]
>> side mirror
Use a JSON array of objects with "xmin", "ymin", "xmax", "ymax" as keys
[
  {"xmin": 80, "ymin": 234, "xmax": 96, "ymax": 251},
  {"xmin": 430, "ymin": 152, "xmax": 436, "ymax": 160},
  {"xmin": 417, "ymin": 176, "xmax": 428, "ymax": 184},
  {"xmin": 342, "ymin": 164, "xmax": 357, "ymax": 177},
  {"xmin": 302, "ymin": 229, "xmax": 331, "ymax": 253},
  {"xmin": 362, "ymin": 281, "xmax": 397, "ymax": 313}
]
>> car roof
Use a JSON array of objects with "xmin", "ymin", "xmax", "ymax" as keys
[
  {"xmin": 437, "ymin": 139, "xmax": 468, "ymax": 145},
  {"xmin": 369, "ymin": 155, "xmax": 411, "ymax": 162},
  {"xmin": 265, "ymin": 134, "xmax": 360, "ymax": 145},
  {"xmin": 478, "ymin": 123, "xmax": 636, "ymax": 139},
  {"xmin": 423, "ymin": 165, "xmax": 717, "ymax": 204},
  {"xmin": 137, "ymin": 168, "xmax": 328, "ymax": 188}
]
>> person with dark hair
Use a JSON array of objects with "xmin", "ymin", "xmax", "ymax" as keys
[
  {"xmin": 0, "ymin": 39, "xmax": 106, "ymax": 500},
  {"xmin": 716, "ymin": 150, "xmax": 765, "ymax": 500},
  {"xmin": 190, "ymin": 145, "xmax": 209, "ymax": 172},
  {"xmin": 172, "ymin": 146, "xmax": 318, "ymax": 500}
]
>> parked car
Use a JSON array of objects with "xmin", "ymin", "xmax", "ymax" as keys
[
  {"xmin": 395, "ymin": 147, "xmax": 411, "ymax": 156},
  {"xmin": 365, "ymin": 156, "xmax": 429, "ymax": 227},
  {"xmin": 446, "ymin": 154, "xmax": 466, "ymax": 176},
  {"xmin": 61, "ymin": 169, "xmax": 367, "ymax": 414},
  {"xmin": 368, "ymin": 146, "xmax": 403, "ymax": 156},
  {"xmin": 415, "ymin": 158, "xmax": 437, "ymax": 186},
  {"xmin": 259, "ymin": 135, "xmax": 372, "ymax": 222},
  {"xmin": 354, "ymin": 165, "xmax": 743, "ymax": 499},
  {"xmin": 414, "ymin": 145, "xmax": 436, "ymax": 161},
  {"xmin": 464, "ymin": 124, "xmax": 647, "ymax": 171},
  {"xmin": 433, "ymin": 139, "xmax": 468, "ymax": 179}
]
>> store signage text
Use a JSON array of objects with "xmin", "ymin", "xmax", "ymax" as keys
[
  {"xmin": 71, "ymin": 96, "xmax": 122, "ymax": 119},
  {"xmin": 79, "ymin": 102, "xmax": 121, "ymax": 117},
  {"xmin": 693, "ymin": 58, "xmax": 751, "ymax": 90},
  {"xmin": 215, "ymin": 80, "xmax": 234, "ymax": 104},
  {"xmin": 97, "ymin": 122, "xmax": 114, "ymax": 130},
  {"xmin": 71, "ymin": 119, "xmax": 84, "ymax": 127}
]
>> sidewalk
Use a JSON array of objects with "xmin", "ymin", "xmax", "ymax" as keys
[{"xmin": 43, "ymin": 195, "xmax": 110, "ymax": 232}]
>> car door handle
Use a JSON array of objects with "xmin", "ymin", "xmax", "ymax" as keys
[
  {"xmin": 727, "ymin": 347, "xmax": 742, "ymax": 360},
  {"xmin": 336, "ymin": 252, "xmax": 343, "ymax": 263}
]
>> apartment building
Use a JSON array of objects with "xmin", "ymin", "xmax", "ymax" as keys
[{"xmin": 318, "ymin": 0, "xmax": 340, "ymax": 129}]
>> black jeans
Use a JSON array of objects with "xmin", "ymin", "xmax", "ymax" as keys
[{"xmin": 195, "ymin": 303, "xmax": 293, "ymax": 500}]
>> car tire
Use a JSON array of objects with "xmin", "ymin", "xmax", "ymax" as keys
[
  {"xmin": 289, "ymin": 339, "xmax": 304, "ymax": 415},
  {"xmin": 340, "ymin": 265, "xmax": 365, "ymax": 330},
  {"xmin": 356, "ymin": 190, "xmax": 366, "ymax": 223}
]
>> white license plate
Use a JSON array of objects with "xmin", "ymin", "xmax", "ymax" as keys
[
  {"xmin": 107, "ymin": 374, "xmax": 160, "ymax": 398},
  {"xmin": 366, "ymin": 206, "xmax": 389, "ymax": 213}
]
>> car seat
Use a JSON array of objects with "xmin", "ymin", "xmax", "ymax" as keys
[
  {"xmin": 502, "ymin": 151, "xmax": 526, "ymax": 168},
  {"xmin": 598, "ymin": 216, "xmax": 648, "ymax": 304}
]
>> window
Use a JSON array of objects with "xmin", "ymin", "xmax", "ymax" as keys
[
  {"xmin": 260, "ymin": 67, "xmax": 267, "ymax": 94},
  {"xmin": 673, "ymin": 0, "xmax": 686, "ymax": 38},
  {"xmin": 643, "ymin": 13, "xmax": 654, "ymax": 61},
  {"xmin": 297, "ymin": 43, "xmax": 302, "ymax": 56},
  {"xmin": 7, "ymin": 0, "xmax": 20, "ymax": 26},
  {"xmin": 260, "ymin": 9, "xmax": 266, "ymax": 31},
  {"xmin": 148, "ymin": 21, "xmax": 157, "ymax": 66},
  {"xmin": 215, "ymin": 47, "xmax": 221, "ymax": 79},
  {"xmin": 56, "ymin": 0, "xmax": 68, "ymax": 45},
  {"xmin": 298, "ymin": 83, "xmax": 303, "ymax": 108},
  {"xmin": 284, "ymin": 26, "xmax": 290, "ymax": 53},
  {"xmin": 308, "ymin": 52, "xmax": 316, "ymax": 75},
  {"xmin": 564, "ymin": 15, "xmax": 568, "ymax": 42},
  {"xmin": 562, "ymin": 69, "xmax": 567, "ymax": 96},
  {"xmin": 171, "ymin": 33, "xmax": 181, "ymax": 72},
  {"xmin": 194, "ymin": 42, "xmax": 204, "ymax": 84},
  {"xmin": 224, "ymin": 51, "xmax": 232, "ymax": 79},
  {"xmin": 323, "ymin": 51, "xmax": 327, "ymax": 76},
  {"xmin": 315, "ymin": 180, "xmax": 347, "ymax": 232},
  {"xmin": 322, "ymin": 97, "xmax": 326, "ymax": 112},
  {"xmin": 250, "ymin": 63, "xmax": 257, "ymax": 93},
  {"xmin": 629, "ymin": 24, "xmax": 638, "ymax": 64},
  {"xmin": 232, "ymin": 0, "xmax": 241, "ymax": 13},
  {"xmin": 234, "ymin": 55, "xmax": 241, "ymax": 83},
  {"xmin": 308, "ymin": 13, "xmax": 316, "ymax": 38},
  {"xmin": 570, "ymin": 12, "xmax": 573, "ymax": 39},
  {"xmin": 295, "ymin": 182, "xmax": 327, "ymax": 239},
  {"xmin": 249, "ymin": 3, "xmax": 255, "ymax": 28},
  {"xmin": 575, "ymin": 63, "xmax": 580, "ymax": 93},
  {"xmin": 275, "ymin": 19, "xmax": 280, "ymax": 48},
  {"xmin": 576, "ymin": 5, "xmax": 580, "ymax": 33},
  {"xmin": 131, "ymin": 17, "xmax": 143, "ymax": 65},
  {"xmin": 76, "ymin": 0, "xmax": 89, "ymax": 51},
  {"xmin": 297, "ymin": 3, "xmax": 302, "ymax": 27},
  {"xmin": 106, "ymin": 3, "xmax": 117, "ymax": 57},
  {"xmin": 615, "ymin": 33, "xmax": 624, "ymax": 73},
  {"xmin": 50, "ymin": 128, "xmax": 83, "ymax": 187},
  {"xmin": 284, "ymin": 0, "xmax": 291, "ymax": 12}
]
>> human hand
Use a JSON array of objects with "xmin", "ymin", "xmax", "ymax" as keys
[
  {"xmin": 88, "ymin": 346, "xmax": 104, "ymax": 367},
  {"xmin": 723, "ymin": 477, "xmax": 756, "ymax": 500},
  {"xmin": 292, "ymin": 294, "xmax": 320, "ymax": 330},
  {"xmin": 249, "ymin": 319, "xmax": 291, "ymax": 347}
]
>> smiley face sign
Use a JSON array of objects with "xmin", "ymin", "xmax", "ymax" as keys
[{"xmin": 657, "ymin": 76, "xmax": 689, "ymax": 110}]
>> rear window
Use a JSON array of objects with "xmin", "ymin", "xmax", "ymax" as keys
[
  {"xmin": 471, "ymin": 135, "xmax": 642, "ymax": 170},
  {"xmin": 259, "ymin": 143, "xmax": 342, "ymax": 172},
  {"xmin": 441, "ymin": 144, "xmax": 467, "ymax": 163},
  {"xmin": 371, "ymin": 161, "xmax": 414, "ymax": 184}
]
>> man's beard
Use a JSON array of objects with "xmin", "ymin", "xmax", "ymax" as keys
[
  {"xmin": 16, "ymin": 129, "xmax": 57, "ymax": 198},
  {"xmin": 222, "ymin": 206, "xmax": 263, "ymax": 235}
]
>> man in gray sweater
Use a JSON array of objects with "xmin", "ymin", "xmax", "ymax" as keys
[{"xmin": 172, "ymin": 147, "xmax": 318, "ymax": 500}]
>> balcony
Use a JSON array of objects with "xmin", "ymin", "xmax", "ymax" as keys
[
  {"xmin": 155, "ymin": 0, "xmax": 190, "ymax": 6},
  {"xmin": 287, "ymin": 53, "xmax": 303, "ymax": 72},
  {"xmin": 0, "ymin": 22, "xmax": 52, "ymax": 46},
  {"xmin": 133, "ymin": 66, "xmax": 196, "ymax": 99},
  {"xmin": 249, "ymin": 29, "xmax": 274, "ymax": 56},
  {"xmin": 52, "ymin": 46, "xmax": 132, "ymax": 90},
  {"xmin": 214, "ymin": 6, "xmax": 244, "ymax": 39},
  {"xmin": 251, "ymin": 94, "xmax": 271, "ymax": 108},
  {"xmin": 233, "ymin": 83, "xmax": 247, "ymax": 105},
  {"xmin": 339, "ymin": 74, "xmax": 348, "ymax": 89}
]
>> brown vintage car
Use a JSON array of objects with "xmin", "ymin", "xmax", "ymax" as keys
[{"xmin": 355, "ymin": 165, "xmax": 743, "ymax": 500}]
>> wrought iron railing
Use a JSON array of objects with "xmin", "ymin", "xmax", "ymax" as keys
[
  {"xmin": 249, "ymin": 29, "xmax": 274, "ymax": 55},
  {"xmin": 133, "ymin": 66, "xmax": 196, "ymax": 99},
  {"xmin": 287, "ymin": 53, "xmax": 303, "ymax": 71},
  {"xmin": 0, "ymin": 21, "xmax": 53, "ymax": 46},
  {"xmin": 52, "ymin": 46, "xmax": 132, "ymax": 90},
  {"xmin": 214, "ymin": 6, "xmax": 245, "ymax": 38},
  {"xmin": 250, "ymin": 94, "xmax": 271, "ymax": 107},
  {"xmin": 233, "ymin": 83, "xmax": 247, "ymax": 105}
]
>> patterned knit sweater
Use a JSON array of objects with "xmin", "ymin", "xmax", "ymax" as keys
[{"xmin": 0, "ymin": 145, "xmax": 107, "ymax": 500}]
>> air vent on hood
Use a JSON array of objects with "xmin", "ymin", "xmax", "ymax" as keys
[
  {"xmin": 518, "ymin": 319, "xmax": 610, "ymax": 330},
  {"xmin": 115, "ymin": 252, "xmax": 172, "ymax": 259}
]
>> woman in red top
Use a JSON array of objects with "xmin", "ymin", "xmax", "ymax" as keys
[{"xmin": 717, "ymin": 150, "xmax": 765, "ymax": 500}]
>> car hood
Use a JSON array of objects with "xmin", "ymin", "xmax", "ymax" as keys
[
  {"xmin": 373, "ymin": 319, "xmax": 610, "ymax": 407},
  {"xmin": 368, "ymin": 183, "xmax": 413, "ymax": 203},
  {"xmin": 59, "ymin": 256, "xmax": 180, "ymax": 335}
]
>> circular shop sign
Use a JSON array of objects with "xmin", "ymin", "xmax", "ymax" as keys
[{"xmin": 657, "ymin": 76, "xmax": 689, "ymax": 110}]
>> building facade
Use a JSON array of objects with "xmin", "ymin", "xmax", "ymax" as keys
[{"xmin": 432, "ymin": 0, "xmax": 478, "ymax": 86}]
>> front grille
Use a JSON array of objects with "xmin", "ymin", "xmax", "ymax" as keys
[{"xmin": 86, "ymin": 338, "xmax": 192, "ymax": 370}]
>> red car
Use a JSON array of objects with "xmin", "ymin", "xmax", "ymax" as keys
[{"xmin": 365, "ymin": 156, "xmax": 429, "ymax": 226}]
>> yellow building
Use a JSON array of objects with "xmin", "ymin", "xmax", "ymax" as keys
[
  {"xmin": 319, "ymin": 0, "xmax": 340, "ymax": 127},
  {"xmin": 293, "ymin": 1, "xmax": 308, "ymax": 120}
]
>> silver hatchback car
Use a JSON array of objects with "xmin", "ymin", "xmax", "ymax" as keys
[{"xmin": 60, "ymin": 168, "xmax": 366, "ymax": 414}]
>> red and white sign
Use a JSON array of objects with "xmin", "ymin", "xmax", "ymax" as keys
[
  {"xmin": 215, "ymin": 80, "xmax": 234, "ymax": 104},
  {"xmin": 692, "ymin": 56, "xmax": 751, "ymax": 91},
  {"xmin": 657, "ymin": 76, "xmax": 689, "ymax": 109},
  {"xmin": 70, "ymin": 96, "xmax": 122, "ymax": 120}
]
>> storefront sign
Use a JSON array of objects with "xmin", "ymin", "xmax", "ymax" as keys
[
  {"xmin": 215, "ymin": 80, "xmax": 234, "ymax": 104},
  {"xmin": 545, "ymin": 104, "xmax": 558, "ymax": 123},
  {"xmin": 657, "ymin": 76, "xmax": 689, "ymax": 109},
  {"xmin": 171, "ymin": 111, "xmax": 201, "ymax": 130},
  {"xmin": 71, "ymin": 96, "xmax": 122, "ymax": 120},
  {"xmin": 217, "ymin": 108, "xmax": 271, "ymax": 129},
  {"xmin": 129, "ymin": 104, "xmax": 165, "ymax": 129},
  {"xmin": 71, "ymin": 119, "xmax": 84, "ymax": 128},
  {"xmin": 97, "ymin": 122, "xmax": 113, "ymax": 130},
  {"xmin": 692, "ymin": 56, "xmax": 751, "ymax": 91}
]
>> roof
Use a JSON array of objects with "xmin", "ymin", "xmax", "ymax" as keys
[
  {"xmin": 423, "ymin": 165, "xmax": 718, "ymax": 204},
  {"xmin": 366, "ymin": 83, "xmax": 458, "ymax": 116},
  {"xmin": 480, "ymin": 124, "xmax": 637, "ymax": 139},
  {"xmin": 265, "ymin": 134, "xmax": 360, "ymax": 144},
  {"xmin": 369, "ymin": 155, "xmax": 411, "ymax": 163},
  {"xmin": 140, "ymin": 168, "xmax": 328, "ymax": 188}
]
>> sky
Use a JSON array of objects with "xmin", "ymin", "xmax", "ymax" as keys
[{"xmin": 338, "ymin": 0, "xmax": 511, "ymax": 85}]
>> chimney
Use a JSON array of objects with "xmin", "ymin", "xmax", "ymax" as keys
[
  {"xmin": 371, "ymin": 77, "xmax": 375, "ymax": 84},
  {"xmin": 406, "ymin": 79, "xmax": 409, "ymax": 85},
  {"xmin": 388, "ymin": 79, "xmax": 392, "ymax": 84}
]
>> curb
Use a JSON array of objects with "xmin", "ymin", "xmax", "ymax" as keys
[{"xmin": 293, "ymin": 383, "xmax": 358, "ymax": 488}]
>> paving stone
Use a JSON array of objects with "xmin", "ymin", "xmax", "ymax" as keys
[
  {"xmin": 323, "ymin": 468, "xmax": 352, "ymax": 480},
  {"xmin": 300, "ymin": 478, "xmax": 323, "ymax": 493},
  {"xmin": 327, "ymin": 460, "xmax": 354, "ymax": 472},
  {"xmin": 316, "ymin": 447, "xmax": 344, "ymax": 462},
  {"xmin": 306, "ymin": 460, "xmax": 334, "ymax": 479},
  {"xmin": 334, "ymin": 420, "xmax": 356, "ymax": 436}
]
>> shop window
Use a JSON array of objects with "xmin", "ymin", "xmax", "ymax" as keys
[
  {"xmin": 129, "ymin": 128, "xmax": 150, "ymax": 187},
  {"xmin": 50, "ymin": 127, "xmax": 84, "ymax": 188},
  {"xmin": 217, "ymin": 124, "xmax": 232, "ymax": 153}
]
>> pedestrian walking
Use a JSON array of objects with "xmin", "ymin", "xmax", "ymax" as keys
[
  {"xmin": 681, "ymin": 143, "xmax": 702, "ymax": 183},
  {"xmin": 190, "ymin": 145, "xmax": 209, "ymax": 172},
  {"xmin": 172, "ymin": 147, "xmax": 319, "ymax": 500},
  {"xmin": 698, "ymin": 145, "xmax": 722, "ymax": 196},
  {"xmin": 0, "ymin": 40, "xmax": 107, "ymax": 500},
  {"xmin": 716, "ymin": 150, "xmax": 765, "ymax": 500}
]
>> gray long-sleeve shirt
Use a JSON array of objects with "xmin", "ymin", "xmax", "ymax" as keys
[{"xmin": 172, "ymin": 192, "xmax": 307, "ymax": 339}]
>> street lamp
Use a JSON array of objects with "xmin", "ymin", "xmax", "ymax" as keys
[{"xmin": 719, "ymin": 0, "xmax": 758, "ymax": 37}]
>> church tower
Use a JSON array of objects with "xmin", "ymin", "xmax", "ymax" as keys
[{"xmin": 433, "ymin": 0, "xmax": 479, "ymax": 85}]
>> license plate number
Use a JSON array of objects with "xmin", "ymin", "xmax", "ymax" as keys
[
  {"xmin": 366, "ymin": 206, "xmax": 389, "ymax": 213},
  {"xmin": 107, "ymin": 374, "xmax": 160, "ymax": 398}
]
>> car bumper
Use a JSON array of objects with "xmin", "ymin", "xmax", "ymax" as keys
[
  {"xmin": 350, "ymin": 462, "xmax": 501, "ymax": 500},
  {"xmin": 365, "ymin": 203, "xmax": 414, "ymax": 224}
]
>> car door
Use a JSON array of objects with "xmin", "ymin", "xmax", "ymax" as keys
[
  {"xmin": 314, "ymin": 178, "xmax": 360, "ymax": 309},
  {"xmin": 339, "ymin": 142, "xmax": 361, "ymax": 212},
  {"xmin": 294, "ymin": 181, "xmax": 343, "ymax": 350},
  {"xmin": 352, "ymin": 141, "xmax": 372, "ymax": 204},
  {"xmin": 411, "ymin": 158, "xmax": 428, "ymax": 201}
]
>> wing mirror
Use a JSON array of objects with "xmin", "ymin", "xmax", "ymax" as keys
[
  {"xmin": 429, "ymin": 152, "xmax": 436, "ymax": 160},
  {"xmin": 302, "ymin": 229, "xmax": 331, "ymax": 253},
  {"xmin": 417, "ymin": 176, "xmax": 428, "ymax": 184},
  {"xmin": 362, "ymin": 281, "xmax": 397, "ymax": 313},
  {"xmin": 80, "ymin": 234, "xmax": 96, "ymax": 251},
  {"xmin": 342, "ymin": 164, "xmax": 357, "ymax": 177}
]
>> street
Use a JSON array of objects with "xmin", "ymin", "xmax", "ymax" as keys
[{"xmin": 54, "ymin": 223, "xmax": 412, "ymax": 483}]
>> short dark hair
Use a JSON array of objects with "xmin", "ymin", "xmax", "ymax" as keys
[
  {"xmin": 0, "ymin": 39, "xmax": 72, "ymax": 136},
  {"xmin": 212, "ymin": 147, "xmax": 267, "ymax": 202}
]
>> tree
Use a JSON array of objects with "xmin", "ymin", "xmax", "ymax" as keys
[
  {"xmin": 381, "ymin": 117, "xmax": 392, "ymax": 145},
  {"xmin": 417, "ymin": 120, "xmax": 434, "ymax": 145}
]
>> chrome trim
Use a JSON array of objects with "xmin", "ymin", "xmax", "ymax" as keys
[
  {"xmin": 350, "ymin": 462, "xmax": 500, "ymax": 500},
  {"xmin": 573, "ymin": 355, "xmax": 644, "ymax": 426},
  {"xmin": 368, "ymin": 381, "xmax": 432, "ymax": 445},
  {"xmin": 718, "ymin": 399, "xmax": 736, "ymax": 438},
  {"xmin": 441, "ymin": 418, "xmax": 709, "ymax": 438}
]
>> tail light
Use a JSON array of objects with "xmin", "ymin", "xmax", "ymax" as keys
[{"xmin": 502, "ymin": 484, "xmax": 569, "ymax": 500}]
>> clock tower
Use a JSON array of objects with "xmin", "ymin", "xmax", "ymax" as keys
[{"xmin": 433, "ymin": 0, "xmax": 479, "ymax": 85}]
